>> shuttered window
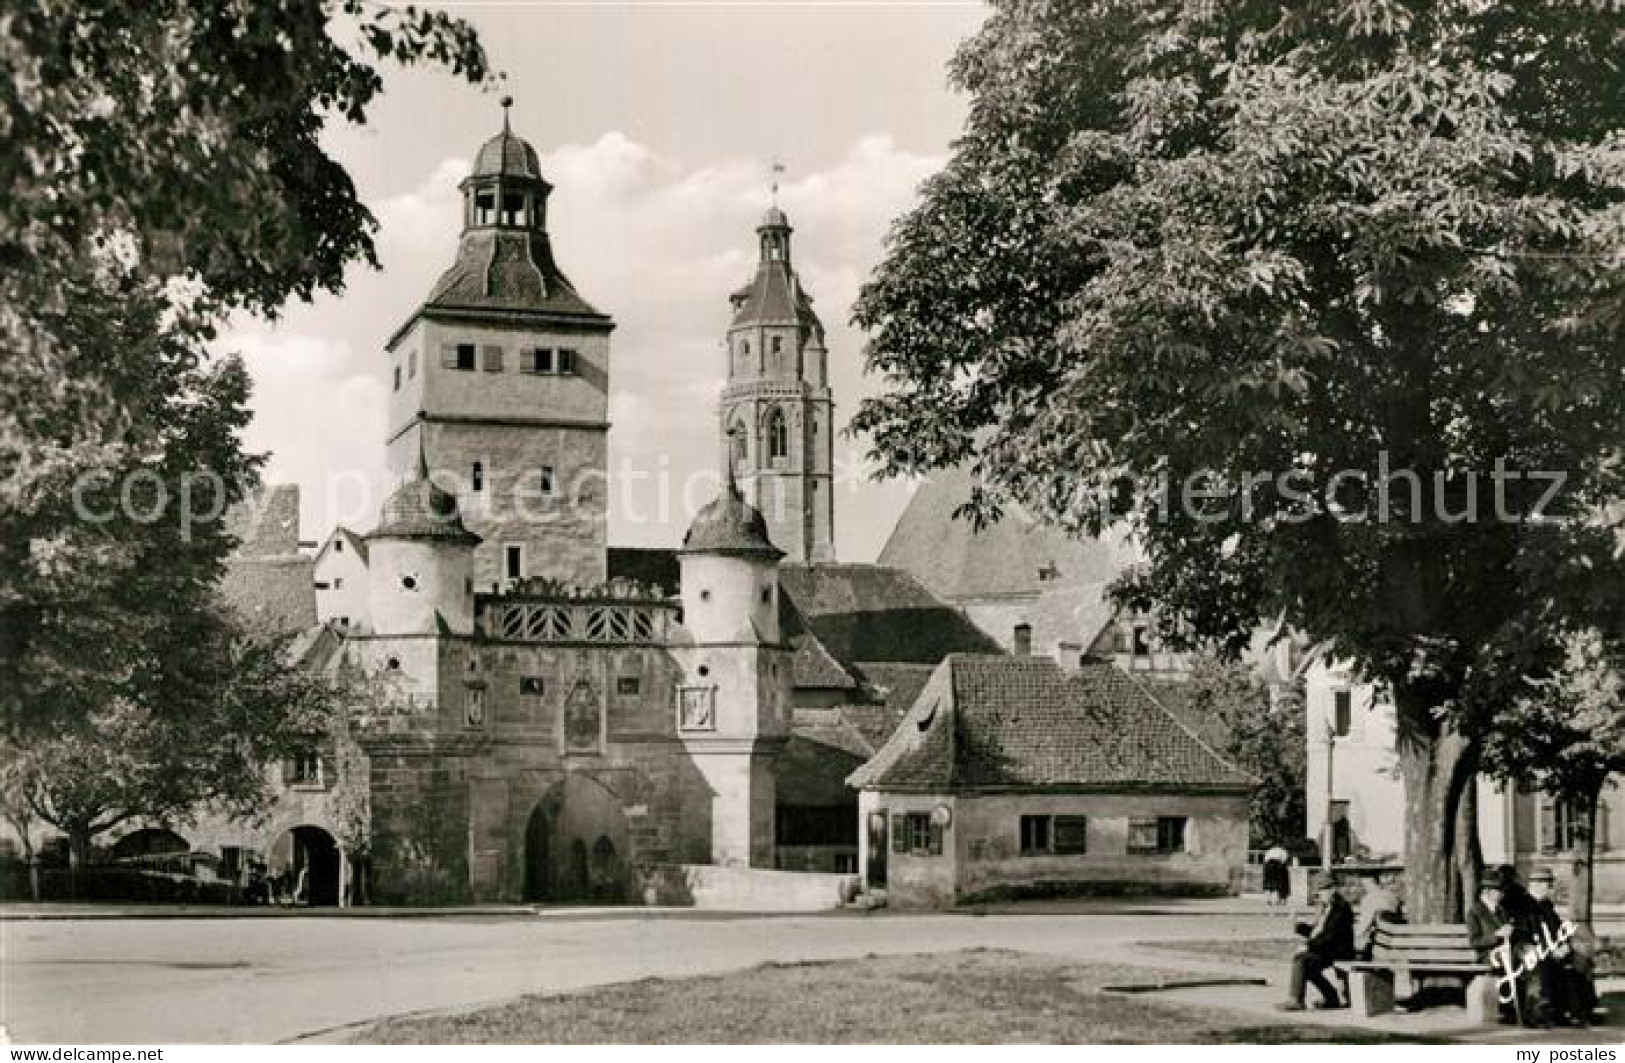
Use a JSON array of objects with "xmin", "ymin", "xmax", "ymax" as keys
[
  {"xmin": 558, "ymin": 348, "xmax": 578, "ymax": 375},
  {"xmin": 1054, "ymin": 815, "xmax": 1089, "ymax": 855},
  {"xmin": 443, "ymin": 343, "xmax": 476, "ymax": 371},
  {"xmin": 482, "ymin": 345, "xmax": 503, "ymax": 372}
]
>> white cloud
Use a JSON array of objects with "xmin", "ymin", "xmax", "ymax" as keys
[{"xmin": 237, "ymin": 132, "xmax": 942, "ymax": 558}]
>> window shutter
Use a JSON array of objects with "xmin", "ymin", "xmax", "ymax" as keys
[
  {"xmin": 281, "ymin": 758, "xmax": 297, "ymax": 785},
  {"xmin": 928, "ymin": 821, "xmax": 944, "ymax": 856},
  {"xmin": 1539, "ymin": 797, "xmax": 1558, "ymax": 854},
  {"xmin": 482, "ymin": 345, "xmax": 503, "ymax": 372},
  {"xmin": 1594, "ymin": 799, "xmax": 1609, "ymax": 852},
  {"xmin": 890, "ymin": 814, "xmax": 907, "ymax": 854},
  {"xmin": 441, "ymin": 344, "xmax": 459, "ymax": 368},
  {"xmin": 320, "ymin": 753, "xmax": 337, "ymax": 788}
]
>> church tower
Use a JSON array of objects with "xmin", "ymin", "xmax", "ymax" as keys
[
  {"xmin": 719, "ymin": 201, "xmax": 835, "ymax": 562},
  {"xmin": 383, "ymin": 99, "xmax": 613, "ymax": 591}
]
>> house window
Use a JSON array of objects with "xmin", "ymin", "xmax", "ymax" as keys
[
  {"xmin": 288, "ymin": 747, "xmax": 322, "ymax": 787},
  {"xmin": 525, "ymin": 348, "xmax": 554, "ymax": 374},
  {"xmin": 393, "ymin": 364, "xmax": 401, "ymax": 391},
  {"xmin": 337, "ymin": 616, "xmax": 349, "ymax": 628},
  {"xmin": 1054, "ymin": 815, "xmax": 1089, "ymax": 855},
  {"xmin": 520, "ymin": 677, "xmax": 545, "ymax": 697},
  {"xmin": 557, "ymin": 349, "xmax": 578, "ymax": 375},
  {"xmin": 538, "ymin": 466, "xmax": 556, "ymax": 496},
  {"xmin": 1019, "ymin": 815, "xmax": 1052, "ymax": 855},
  {"xmin": 768, "ymin": 409, "xmax": 788, "ymax": 460},
  {"xmin": 408, "ymin": 350, "xmax": 417, "ymax": 378},
  {"xmin": 504, "ymin": 545, "xmax": 523, "ymax": 582},
  {"xmin": 472, "ymin": 461, "xmax": 484, "ymax": 492},
  {"xmin": 334, "ymin": 538, "xmax": 343, "ymax": 554},
  {"xmin": 482, "ymin": 345, "xmax": 503, "ymax": 372},
  {"xmin": 616, "ymin": 677, "xmax": 642, "ymax": 697},
  {"xmin": 890, "ymin": 812, "xmax": 941, "ymax": 856},
  {"xmin": 1541, "ymin": 797, "xmax": 1586, "ymax": 853},
  {"xmin": 333, "ymin": 577, "xmax": 343, "ymax": 589},
  {"xmin": 444, "ymin": 343, "xmax": 477, "ymax": 371},
  {"xmin": 1129, "ymin": 816, "xmax": 1188, "ymax": 855},
  {"xmin": 1332, "ymin": 690, "xmax": 1353, "ymax": 737},
  {"xmin": 771, "ymin": 336, "xmax": 783, "ymax": 355},
  {"xmin": 1131, "ymin": 625, "xmax": 1152, "ymax": 658}
]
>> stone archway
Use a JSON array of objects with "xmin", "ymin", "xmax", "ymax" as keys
[
  {"xmin": 270, "ymin": 825, "xmax": 342, "ymax": 906},
  {"xmin": 523, "ymin": 775, "xmax": 631, "ymax": 904}
]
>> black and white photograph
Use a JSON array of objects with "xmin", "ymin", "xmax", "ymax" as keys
[{"xmin": 1, "ymin": 0, "xmax": 1622, "ymax": 1049}]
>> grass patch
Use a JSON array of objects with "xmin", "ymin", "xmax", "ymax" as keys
[
  {"xmin": 351, "ymin": 949, "xmax": 1439, "ymax": 1044},
  {"xmin": 1143, "ymin": 938, "xmax": 1300, "ymax": 965}
]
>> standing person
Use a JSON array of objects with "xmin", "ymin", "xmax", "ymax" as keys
[
  {"xmin": 1263, "ymin": 843, "xmax": 1290, "ymax": 906},
  {"xmin": 1277, "ymin": 873, "xmax": 1354, "ymax": 1011}
]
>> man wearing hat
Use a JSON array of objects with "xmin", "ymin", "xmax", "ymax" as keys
[
  {"xmin": 1278, "ymin": 872, "xmax": 1354, "ymax": 1011},
  {"xmin": 1467, "ymin": 866, "xmax": 1525, "ymax": 1023},
  {"xmin": 1526, "ymin": 866, "xmax": 1596, "ymax": 1026}
]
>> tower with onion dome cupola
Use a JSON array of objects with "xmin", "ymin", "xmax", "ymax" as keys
[
  {"xmin": 383, "ymin": 97, "xmax": 613, "ymax": 592},
  {"xmin": 718, "ymin": 186, "xmax": 835, "ymax": 563}
]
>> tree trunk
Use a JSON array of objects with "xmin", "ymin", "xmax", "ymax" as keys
[
  {"xmin": 1576, "ymin": 785, "xmax": 1600, "ymax": 930},
  {"xmin": 1454, "ymin": 775, "xmax": 1483, "ymax": 916},
  {"xmin": 1395, "ymin": 685, "xmax": 1476, "ymax": 922},
  {"xmin": 67, "ymin": 823, "xmax": 92, "ymax": 902}
]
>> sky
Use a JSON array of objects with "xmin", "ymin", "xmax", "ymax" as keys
[{"xmin": 231, "ymin": 1, "xmax": 989, "ymax": 561}]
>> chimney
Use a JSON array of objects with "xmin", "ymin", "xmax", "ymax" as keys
[{"xmin": 1013, "ymin": 622, "xmax": 1032, "ymax": 657}]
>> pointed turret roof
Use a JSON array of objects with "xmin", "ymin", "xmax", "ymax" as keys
[{"xmin": 728, "ymin": 204, "xmax": 823, "ymax": 334}]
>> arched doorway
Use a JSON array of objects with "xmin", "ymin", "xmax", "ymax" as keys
[
  {"xmin": 269, "ymin": 825, "xmax": 342, "ymax": 906},
  {"xmin": 523, "ymin": 775, "xmax": 630, "ymax": 904}
]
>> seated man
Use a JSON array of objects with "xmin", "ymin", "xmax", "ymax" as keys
[
  {"xmin": 1467, "ymin": 870, "xmax": 1521, "ymax": 1023},
  {"xmin": 1278, "ymin": 872, "xmax": 1354, "ymax": 1011},
  {"xmin": 1526, "ymin": 867, "xmax": 1596, "ymax": 1027},
  {"xmin": 1354, "ymin": 870, "xmax": 1404, "ymax": 959}
]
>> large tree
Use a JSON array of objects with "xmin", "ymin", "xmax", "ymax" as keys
[
  {"xmin": 854, "ymin": 0, "xmax": 1625, "ymax": 918},
  {"xmin": 1, "ymin": 2, "xmax": 489, "ymax": 730},
  {"xmin": 1482, "ymin": 631, "xmax": 1625, "ymax": 928}
]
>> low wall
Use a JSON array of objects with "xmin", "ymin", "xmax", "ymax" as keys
[{"xmin": 643, "ymin": 863, "xmax": 857, "ymax": 911}]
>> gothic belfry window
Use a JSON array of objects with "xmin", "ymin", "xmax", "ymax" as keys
[
  {"xmin": 768, "ymin": 408, "xmax": 789, "ymax": 461},
  {"xmin": 729, "ymin": 419, "xmax": 748, "ymax": 471}
]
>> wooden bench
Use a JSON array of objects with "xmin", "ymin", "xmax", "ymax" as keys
[{"xmin": 1335, "ymin": 923, "xmax": 1498, "ymax": 1020}]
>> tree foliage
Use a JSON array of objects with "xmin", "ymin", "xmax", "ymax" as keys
[
  {"xmin": 1186, "ymin": 655, "xmax": 1307, "ymax": 847},
  {"xmin": 0, "ymin": 2, "xmax": 491, "ymax": 735},
  {"xmin": 1481, "ymin": 630, "xmax": 1625, "ymax": 926},
  {"xmin": 855, "ymin": 0, "xmax": 1625, "ymax": 917}
]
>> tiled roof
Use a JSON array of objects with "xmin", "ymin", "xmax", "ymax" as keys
[
  {"xmin": 1137, "ymin": 677, "xmax": 1233, "ymax": 753},
  {"xmin": 850, "ymin": 655, "xmax": 1252, "ymax": 793},
  {"xmin": 776, "ymin": 563, "xmax": 1002, "ymax": 666},
  {"xmin": 682, "ymin": 481, "xmax": 783, "ymax": 559},
  {"xmin": 830, "ymin": 702, "xmax": 910, "ymax": 754},
  {"xmin": 849, "ymin": 661, "xmax": 936, "ymax": 714},
  {"xmin": 780, "ymin": 592, "xmax": 859, "ymax": 690},
  {"xmin": 421, "ymin": 231, "xmax": 606, "ymax": 321},
  {"xmin": 877, "ymin": 467, "xmax": 1133, "ymax": 602},
  {"xmin": 1031, "ymin": 580, "xmax": 1120, "ymax": 657},
  {"xmin": 369, "ymin": 476, "xmax": 480, "ymax": 544},
  {"xmin": 225, "ymin": 484, "xmax": 301, "ymax": 558},
  {"xmin": 778, "ymin": 726, "xmax": 870, "ymax": 806}
]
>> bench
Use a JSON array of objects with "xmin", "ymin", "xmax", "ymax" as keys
[{"xmin": 1335, "ymin": 923, "xmax": 1498, "ymax": 1020}]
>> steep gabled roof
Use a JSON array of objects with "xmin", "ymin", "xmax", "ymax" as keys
[
  {"xmin": 776, "ymin": 563, "xmax": 1002, "ymax": 666},
  {"xmin": 220, "ymin": 556, "xmax": 317, "ymax": 641},
  {"xmin": 850, "ymin": 655, "xmax": 1252, "ymax": 793},
  {"xmin": 225, "ymin": 484, "xmax": 302, "ymax": 559},
  {"xmin": 877, "ymin": 467, "xmax": 1131, "ymax": 602}
]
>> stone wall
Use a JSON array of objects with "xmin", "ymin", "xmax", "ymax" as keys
[{"xmin": 644, "ymin": 862, "xmax": 856, "ymax": 911}]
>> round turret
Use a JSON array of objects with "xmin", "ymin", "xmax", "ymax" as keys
[
  {"xmin": 366, "ymin": 473, "xmax": 481, "ymax": 636},
  {"xmin": 680, "ymin": 480, "xmax": 782, "ymax": 644}
]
